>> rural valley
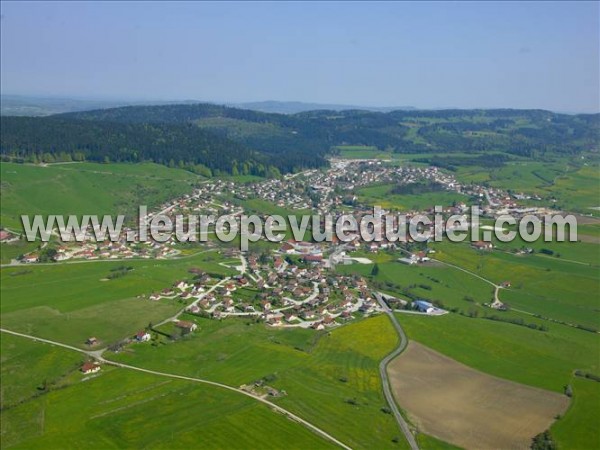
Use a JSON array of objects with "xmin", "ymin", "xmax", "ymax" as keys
[{"xmin": 1, "ymin": 2, "xmax": 598, "ymax": 449}]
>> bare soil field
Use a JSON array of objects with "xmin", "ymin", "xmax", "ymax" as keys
[{"xmin": 388, "ymin": 341, "xmax": 569, "ymax": 450}]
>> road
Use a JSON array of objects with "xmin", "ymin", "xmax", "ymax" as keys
[
  {"xmin": 432, "ymin": 259, "xmax": 504, "ymax": 304},
  {"xmin": 0, "ymin": 327, "xmax": 352, "ymax": 450},
  {"xmin": 374, "ymin": 293, "xmax": 419, "ymax": 450}
]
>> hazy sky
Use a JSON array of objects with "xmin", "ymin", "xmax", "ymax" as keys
[{"xmin": 1, "ymin": 1, "xmax": 598, "ymax": 112}]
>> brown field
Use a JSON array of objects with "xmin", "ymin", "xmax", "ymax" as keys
[{"xmin": 389, "ymin": 341, "xmax": 569, "ymax": 450}]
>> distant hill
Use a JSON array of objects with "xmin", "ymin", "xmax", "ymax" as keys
[
  {"xmin": 1, "ymin": 95, "xmax": 414, "ymax": 117},
  {"xmin": 227, "ymin": 100, "xmax": 416, "ymax": 114},
  {"xmin": 0, "ymin": 95, "xmax": 203, "ymax": 117},
  {"xmin": 2, "ymin": 103, "xmax": 598, "ymax": 176}
]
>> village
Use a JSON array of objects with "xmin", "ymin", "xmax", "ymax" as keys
[{"xmin": 9, "ymin": 157, "xmax": 558, "ymax": 266}]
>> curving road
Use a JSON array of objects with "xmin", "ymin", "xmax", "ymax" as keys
[
  {"xmin": 374, "ymin": 293, "xmax": 419, "ymax": 450},
  {"xmin": 0, "ymin": 327, "xmax": 352, "ymax": 450}
]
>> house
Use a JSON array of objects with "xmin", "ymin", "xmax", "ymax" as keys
[
  {"xmin": 85, "ymin": 337, "xmax": 98, "ymax": 346},
  {"xmin": 135, "ymin": 331, "xmax": 151, "ymax": 342},
  {"xmin": 267, "ymin": 316, "xmax": 283, "ymax": 326},
  {"xmin": 174, "ymin": 281, "xmax": 190, "ymax": 290},
  {"xmin": 414, "ymin": 251, "xmax": 430, "ymax": 262},
  {"xmin": 280, "ymin": 242, "xmax": 295, "ymax": 254},
  {"xmin": 285, "ymin": 313, "xmax": 299, "ymax": 323},
  {"xmin": 302, "ymin": 254, "xmax": 323, "ymax": 264},
  {"xmin": 311, "ymin": 321, "xmax": 325, "ymax": 331},
  {"xmin": 0, "ymin": 230, "xmax": 11, "ymax": 241},
  {"xmin": 501, "ymin": 281, "xmax": 511, "ymax": 288},
  {"xmin": 301, "ymin": 310, "xmax": 316, "ymax": 320},
  {"xmin": 23, "ymin": 253, "xmax": 39, "ymax": 263},
  {"xmin": 81, "ymin": 362, "xmax": 101, "ymax": 374},
  {"xmin": 175, "ymin": 320, "xmax": 198, "ymax": 332},
  {"xmin": 261, "ymin": 300, "xmax": 272, "ymax": 311},
  {"xmin": 413, "ymin": 300, "xmax": 435, "ymax": 313},
  {"xmin": 472, "ymin": 241, "xmax": 493, "ymax": 251}
]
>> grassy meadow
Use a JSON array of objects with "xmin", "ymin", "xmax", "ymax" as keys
[
  {"xmin": 1, "ymin": 342, "xmax": 336, "ymax": 449},
  {"xmin": 0, "ymin": 250, "xmax": 235, "ymax": 346},
  {"xmin": 0, "ymin": 162, "xmax": 200, "ymax": 230},
  {"xmin": 107, "ymin": 315, "xmax": 412, "ymax": 449},
  {"xmin": 356, "ymin": 183, "xmax": 467, "ymax": 212}
]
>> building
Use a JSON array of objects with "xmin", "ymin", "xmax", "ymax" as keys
[
  {"xmin": 135, "ymin": 331, "xmax": 151, "ymax": 342},
  {"xmin": 472, "ymin": 241, "xmax": 493, "ymax": 251},
  {"xmin": 81, "ymin": 362, "xmax": 101, "ymax": 374},
  {"xmin": 175, "ymin": 320, "xmax": 198, "ymax": 332},
  {"xmin": 413, "ymin": 300, "xmax": 435, "ymax": 314}
]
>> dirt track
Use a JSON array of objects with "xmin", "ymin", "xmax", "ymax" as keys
[{"xmin": 389, "ymin": 341, "xmax": 569, "ymax": 450}]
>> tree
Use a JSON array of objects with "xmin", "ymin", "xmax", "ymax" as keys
[
  {"xmin": 531, "ymin": 430, "xmax": 556, "ymax": 450},
  {"xmin": 371, "ymin": 263, "xmax": 380, "ymax": 277}
]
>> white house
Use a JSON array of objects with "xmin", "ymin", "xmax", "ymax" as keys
[{"xmin": 135, "ymin": 331, "xmax": 151, "ymax": 342}]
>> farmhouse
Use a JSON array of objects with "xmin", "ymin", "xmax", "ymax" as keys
[
  {"xmin": 135, "ymin": 331, "xmax": 151, "ymax": 342},
  {"xmin": 81, "ymin": 362, "xmax": 101, "ymax": 374},
  {"xmin": 23, "ymin": 253, "xmax": 39, "ymax": 263},
  {"xmin": 175, "ymin": 320, "xmax": 198, "ymax": 332},
  {"xmin": 472, "ymin": 241, "xmax": 493, "ymax": 251}
]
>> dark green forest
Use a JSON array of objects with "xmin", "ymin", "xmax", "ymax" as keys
[{"xmin": 1, "ymin": 103, "xmax": 598, "ymax": 175}]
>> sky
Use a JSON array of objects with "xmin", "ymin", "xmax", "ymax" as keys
[{"xmin": 1, "ymin": 1, "xmax": 598, "ymax": 112}]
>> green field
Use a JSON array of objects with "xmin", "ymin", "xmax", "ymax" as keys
[
  {"xmin": 431, "ymin": 241, "xmax": 600, "ymax": 330},
  {"xmin": 0, "ymin": 162, "xmax": 200, "ymax": 230},
  {"xmin": 552, "ymin": 376, "xmax": 600, "ymax": 450},
  {"xmin": 0, "ymin": 250, "xmax": 235, "ymax": 346},
  {"xmin": 1, "ymin": 339, "xmax": 335, "ymax": 449},
  {"xmin": 334, "ymin": 145, "xmax": 392, "ymax": 160},
  {"xmin": 0, "ymin": 240, "xmax": 39, "ymax": 264},
  {"xmin": 454, "ymin": 159, "xmax": 600, "ymax": 214},
  {"xmin": 108, "ymin": 315, "xmax": 412, "ymax": 449},
  {"xmin": 357, "ymin": 183, "xmax": 468, "ymax": 212}
]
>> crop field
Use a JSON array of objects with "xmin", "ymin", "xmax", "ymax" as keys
[
  {"xmin": 0, "ymin": 162, "xmax": 199, "ymax": 230},
  {"xmin": 388, "ymin": 341, "xmax": 569, "ymax": 450},
  {"xmin": 397, "ymin": 313, "xmax": 600, "ymax": 449},
  {"xmin": 0, "ymin": 345, "xmax": 335, "ymax": 449}
]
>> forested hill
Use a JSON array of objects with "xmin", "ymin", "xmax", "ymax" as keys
[
  {"xmin": 1, "ymin": 103, "xmax": 598, "ymax": 176},
  {"xmin": 59, "ymin": 104, "xmax": 600, "ymax": 157}
]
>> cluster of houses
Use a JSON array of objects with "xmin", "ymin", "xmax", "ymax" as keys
[
  {"xmin": 177, "ymin": 253, "xmax": 383, "ymax": 329},
  {"xmin": 12, "ymin": 154, "xmax": 559, "ymax": 266}
]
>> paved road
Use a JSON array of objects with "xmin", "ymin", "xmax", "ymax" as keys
[
  {"xmin": 0, "ymin": 327, "xmax": 352, "ymax": 450},
  {"xmin": 374, "ymin": 293, "xmax": 419, "ymax": 450}
]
